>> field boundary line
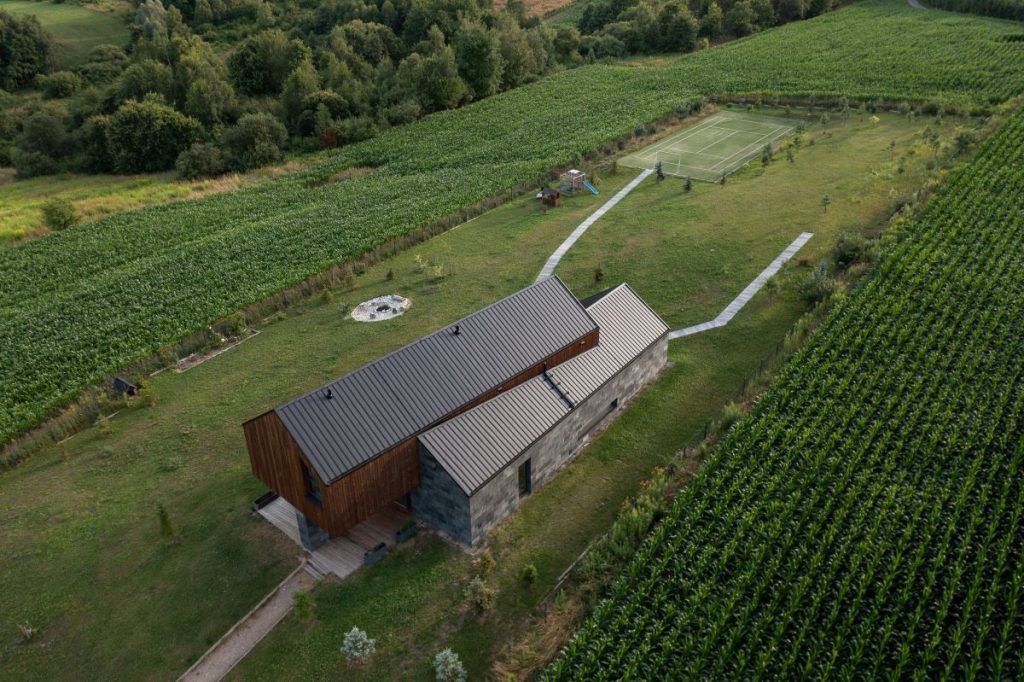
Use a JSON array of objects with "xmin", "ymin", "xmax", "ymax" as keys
[
  {"xmin": 669, "ymin": 232, "xmax": 813, "ymax": 340},
  {"xmin": 536, "ymin": 168, "xmax": 654, "ymax": 282}
]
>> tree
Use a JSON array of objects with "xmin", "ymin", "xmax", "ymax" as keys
[
  {"xmin": 402, "ymin": 29, "xmax": 468, "ymax": 112},
  {"xmin": 699, "ymin": 1, "xmax": 724, "ymax": 39},
  {"xmin": 777, "ymin": 0, "xmax": 807, "ymax": 22},
  {"xmin": 194, "ymin": 0, "xmax": 214, "ymax": 25},
  {"xmin": 177, "ymin": 38, "xmax": 238, "ymax": 126},
  {"xmin": 221, "ymin": 112, "xmax": 287, "ymax": 170},
  {"xmin": 655, "ymin": 160, "xmax": 665, "ymax": 181},
  {"xmin": 340, "ymin": 626, "xmax": 377, "ymax": 666},
  {"xmin": 228, "ymin": 30, "xmax": 308, "ymax": 96},
  {"xmin": 726, "ymin": 0, "xmax": 758, "ymax": 37},
  {"xmin": 433, "ymin": 649, "xmax": 467, "ymax": 682},
  {"xmin": 684, "ymin": 176, "xmax": 692, "ymax": 191},
  {"xmin": 0, "ymin": 10, "xmax": 52, "ymax": 90},
  {"xmin": 41, "ymin": 198, "xmax": 79, "ymax": 231},
  {"xmin": 821, "ymin": 194, "xmax": 831, "ymax": 212},
  {"xmin": 114, "ymin": 60, "xmax": 176, "ymax": 106},
  {"xmin": 453, "ymin": 20, "xmax": 503, "ymax": 100},
  {"xmin": 105, "ymin": 97, "xmax": 203, "ymax": 173},
  {"xmin": 496, "ymin": 14, "xmax": 543, "ymax": 89},
  {"xmin": 786, "ymin": 147, "xmax": 795, "ymax": 163},
  {"xmin": 658, "ymin": 1, "xmax": 699, "ymax": 53},
  {"xmin": 751, "ymin": 0, "xmax": 777, "ymax": 29},
  {"xmin": 282, "ymin": 59, "xmax": 321, "ymax": 132}
]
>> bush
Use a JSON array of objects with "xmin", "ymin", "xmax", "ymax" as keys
[
  {"xmin": 176, "ymin": 143, "xmax": 228, "ymax": 179},
  {"xmin": 157, "ymin": 503, "xmax": 174, "ymax": 539},
  {"xmin": 105, "ymin": 98, "xmax": 203, "ymax": 173},
  {"xmin": 12, "ymin": 148, "xmax": 59, "ymax": 178},
  {"xmin": 293, "ymin": 589, "xmax": 316, "ymax": 620},
  {"xmin": 433, "ymin": 648, "xmax": 467, "ymax": 682},
  {"xmin": 520, "ymin": 563, "xmax": 538, "ymax": 586},
  {"xmin": 41, "ymin": 198, "xmax": 80, "ymax": 231},
  {"xmin": 798, "ymin": 269, "xmax": 836, "ymax": 304},
  {"xmin": 340, "ymin": 626, "xmax": 376, "ymax": 665},
  {"xmin": 222, "ymin": 112, "xmax": 287, "ymax": 171},
  {"xmin": 832, "ymin": 233, "xmax": 871, "ymax": 270},
  {"xmin": 464, "ymin": 575, "xmax": 496, "ymax": 613},
  {"xmin": 38, "ymin": 71, "xmax": 83, "ymax": 99},
  {"xmin": 477, "ymin": 549, "xmax": 495, "ymax": 576}
]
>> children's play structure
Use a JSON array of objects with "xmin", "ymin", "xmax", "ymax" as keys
[{"xmin": 560, "ymin": 169, "xmax": 599, "ymax": 196}]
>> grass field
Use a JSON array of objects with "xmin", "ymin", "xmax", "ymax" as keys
[
  {"xmin": 620, "ymin": 111, "xmax": 797, "ymax": 181},
  {"xmin": 0, "ymin": 108, "xmax": 952, "ymax": 680},
  {"xmin": 0, "ymin": 1, "xmax": 130, "ymax": 68}
]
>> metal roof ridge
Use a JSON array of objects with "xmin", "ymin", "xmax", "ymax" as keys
[{"xmin": 274, "ymin": 275, "xmax": 592, "ymax": 414}]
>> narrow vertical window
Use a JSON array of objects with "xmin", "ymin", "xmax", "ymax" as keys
[
  {"xmin": 302, "ymin": 462, "xmax": 322, "ymax": 506},
  {"xmin": 518, "ymin": 459, "xmax": 532, "ymax": 497}
]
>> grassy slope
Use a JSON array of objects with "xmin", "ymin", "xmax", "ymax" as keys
[
  {"xmin": 0, "ymin": 0, "xmax": 129, "ymax": 68},
  {"xmin": 0, "ymin": 110, "xmax": 947, "ymax": 681},
  {"xmin": 4, "ymin": 0, "xmax": 1024, "ymax": 447}
]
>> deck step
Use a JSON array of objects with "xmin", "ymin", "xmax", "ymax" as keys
[{"xmin": 304, "ymin": 558, "xmax": 328, "ymax": 581}]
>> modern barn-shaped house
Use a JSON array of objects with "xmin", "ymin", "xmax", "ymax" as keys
[{"xmin": 244, "ymin": 276, "xmax": 668, "ymax": 548}]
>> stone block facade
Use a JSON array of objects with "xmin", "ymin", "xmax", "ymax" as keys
[
  {"xmin": 411, "ymin": 449, "xmax": 473, "ymax": 545},
  {"xmin": 465, "ymin": 335, "xmax": 668, "ymax": 545}
]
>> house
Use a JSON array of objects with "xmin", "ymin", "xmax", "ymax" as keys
[{"xmin": 243, "ymin": 276, "xmax": 668, "ymax": 549}]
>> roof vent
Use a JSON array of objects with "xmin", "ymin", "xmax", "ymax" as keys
[
  {"xmin": 453, "ymin": 324, "xmax": 461, "ymax": 336},
  {"xmin": 325, "ymin": 388, "xmax": 333, "ymax": 400}
]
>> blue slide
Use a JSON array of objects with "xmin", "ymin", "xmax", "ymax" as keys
[{"xmin": 582, "ymin": 179, "xmax": 599, "ymax": 195}]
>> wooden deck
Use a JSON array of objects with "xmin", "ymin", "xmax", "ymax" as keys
[{"xmin": 258, "ymin": 497, "xmax": 410, "ymax": 579}]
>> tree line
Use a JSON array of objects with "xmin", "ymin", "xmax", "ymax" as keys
[{"xmin": 0, "ymin": 0, "xmax": 836, "ymax": 180}]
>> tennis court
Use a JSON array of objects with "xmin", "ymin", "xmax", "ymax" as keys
[{"xmin": 620, "ymin": 112, "xmax": 797, "ymax": 181}]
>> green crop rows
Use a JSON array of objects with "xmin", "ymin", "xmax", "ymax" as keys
[
  {"xmin": 545, "ymin": 106, "xmax": 1024, "ymax": 679},
  {"xmin": 3, "ymin": 0, "xmax": 1024, "ymax": 444}
]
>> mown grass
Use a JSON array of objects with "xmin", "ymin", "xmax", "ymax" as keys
[
  {"xmin": 0, "ymin": 111, "xmax": 954, "ymax": 680},
  {"xmin": 0, "ymin": 0, "xmax": 130, "ymax": 68}
]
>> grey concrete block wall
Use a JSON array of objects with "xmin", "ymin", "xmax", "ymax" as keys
[
  {"xmin": 467, "ymin": 336, "xmax": 668, "ymax": 544},
  {"xmin": 411, "ymin": 448, "xmax": 472, "ymax": 545}
]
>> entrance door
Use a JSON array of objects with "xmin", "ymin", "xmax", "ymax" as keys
[{"xmin": 518, "ymin": 459, "xmax": 532, "ymax": 497}]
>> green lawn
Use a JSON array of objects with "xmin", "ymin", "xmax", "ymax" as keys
[
  {"xmin": 0, "ymin": 1, "xmax": 130, "ymax": 68},
  {"xmin": 0, "ymin": 110, "xmax": 959, "ymax": 680}
]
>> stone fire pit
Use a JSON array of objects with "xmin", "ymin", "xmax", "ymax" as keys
[{"xmin": 351, "ymin": 294, "xmax": 411, "ymax": 322}]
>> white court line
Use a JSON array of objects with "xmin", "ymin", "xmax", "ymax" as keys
[
  {"xmin": 635, "ymin": 127, "xmax": 728, "ymax": 162},
  {"xmin": 536, "ymin": 169, "xmax": 654, "ymax": 282},
  {"xmin": 631, "ymin": 117, "xmax": 724, "ymax": 160},
  {"xmin": 694, "ymin": 130, "xmax": 740, "ymax": 155},
  {"xmin": 668, "ymin": 232, "xmax": 814, "ymax": 339},
  {"xmin": 709, "ymin": 126, "xmax": 791, "ymax": 173}
]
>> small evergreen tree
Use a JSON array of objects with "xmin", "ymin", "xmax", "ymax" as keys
[
  {"xmin": 433, "ymin": 649, "xmax": 467, "ymax": 682},
  {"xmin": 341, "ymin": 626, "xmax": 376, "ymax": 666},
  {"xmin": 655, "ymin": 160, "xmax": 665, "ymax": 181},
  {"xmin": 684, "ymin": 176, "xmax": 693, "ymax": 192},
  {"xmin": 821, "ymin": 194, "xmax": 831, "ymax": 212}
]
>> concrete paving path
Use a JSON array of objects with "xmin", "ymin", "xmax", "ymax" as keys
[
  {"xmin": 177, "ymin": 564, "xmax": 314, "ymax": 682},
  {"xmin": 536, "ymin": 168, "xmax": 654, "ymax": 282},
  {"xmin": 669, "ymin": 232, "xmax": 814, "ymax": 340}
]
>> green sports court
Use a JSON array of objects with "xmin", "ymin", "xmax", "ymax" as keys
[{"xmin": 620, "ymin": 111, "xmax": 797, "ymax": 181}]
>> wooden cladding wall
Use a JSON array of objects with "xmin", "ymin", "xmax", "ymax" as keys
[
  {"xmin": 243, "ymin": 326, "xmax": 599, "ymax": 537},
  {"xmin": 244, "ymin": 411, "xmax": 420, "ymax": 536}
]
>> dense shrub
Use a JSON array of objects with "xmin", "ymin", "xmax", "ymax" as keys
[
  {"xmin": 433, "ymin": 649, "xmax": 467, "ymax": 682},
  {"xmin": 176, "ymin": 142, "xmax": 228, "ymax": 179},
  {"xmin": 38, "ymin": 71, "xmax": 84, "ymax": 99},
  {"xmin": 104, "ymin": 98, "xmax": 203, "ymax": 173},
  {"xmin": 40, "ymin": 198, "xmax": 80, "ymax": 231},
  {"xmin": 222, "ymin": 112, "xmax": 287, "ymax": 170}
]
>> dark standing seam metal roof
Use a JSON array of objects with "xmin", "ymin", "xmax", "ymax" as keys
[
  {"xmin": 273, "ymin": 276, "xmax": 598, "ymax": 483},
  {"xmin": 418, "ymin": 284, "xmax": 669, "ymax": 496}
]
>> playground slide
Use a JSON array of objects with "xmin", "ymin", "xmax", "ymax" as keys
[{"xmin": 582, "ymin": 180, "xmax": 599, "ymax": 195}]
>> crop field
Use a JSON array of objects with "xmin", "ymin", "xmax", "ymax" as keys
[
  {"xmin": 4, "ymin": 0, "xmax": 1024, "ymax": 447},
  {"xmin": 619, "ymin": 112, "xmax": 796, "ymax": 180},
  {"xmin": 545, "ymin": 107, "xmax": 1024, "ymax": 680},
  {"xmin": 0, "ymin": 1, "xmax": 129, "ymax": 68}
]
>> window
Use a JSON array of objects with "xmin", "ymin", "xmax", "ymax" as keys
[
  {"xmin": 518, "ymin": 459, "xmax": 532, "ymax": 497},
  {"xmin": 302, "ymin": 462, "xmax": 323, "ymax": 506}
]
